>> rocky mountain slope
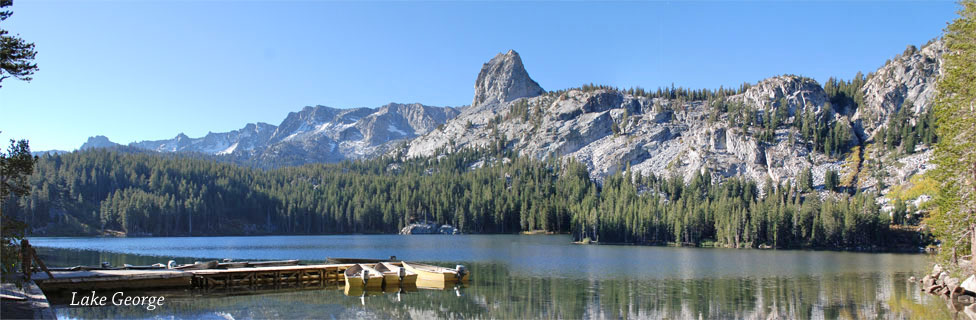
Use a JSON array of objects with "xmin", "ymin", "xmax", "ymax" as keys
[
  {"xmin": 855, "ymin": 40, "xmax": 944, "ymax": 138},
  {"xmin": 405, "ymin": 42, "xmax": 944, "ymax": 195},
  {"xmin": 87, "ymin": 103, "xmax": 459, "ymax": 167},
  {"xmin": 81, "ymin": 40, "xmax": 943, "ymax": 195}
]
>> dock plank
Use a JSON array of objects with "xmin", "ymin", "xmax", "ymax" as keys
[{"xmin": 31, "ymin": 263, "xmax": 404, "ymax": 292}]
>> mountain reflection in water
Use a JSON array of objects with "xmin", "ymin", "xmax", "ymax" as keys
[{"xmin": 31, "ymin": 234, "xmax": 950, "ymax": 319}]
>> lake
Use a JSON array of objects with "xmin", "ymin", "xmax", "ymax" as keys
[{"xmin": 30, "ymin": 235, "xmax": 949, "ymax": 319}]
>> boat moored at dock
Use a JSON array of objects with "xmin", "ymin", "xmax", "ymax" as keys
[
  {"xmin": 344, "ymin": 264, "xmax": 383, "ymax": 289},
  {"xmin": 374, "ymin": 262, "xmax": 418, "ymax": 286},
  {"xmin": 401, "ymin": 262, "xmax": 469, "ymax": 283}
]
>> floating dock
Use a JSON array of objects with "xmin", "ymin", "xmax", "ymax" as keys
[
  {"xmin": 32, "ymin": 269, "xmax": 192, "ymax": 291},
  {"xmin": 32, "ymin": 261, "xmax": 466, "ymax": 294},
  {"xmin": 190, "ymin": 263, "xmax": 354, "ymax": 290},
  {"xmin": 33, "ymin": 263, "xmax": 361, "ymax": 292}
]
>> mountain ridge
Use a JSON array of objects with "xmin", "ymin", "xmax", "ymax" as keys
[
  {"xmin": 406, "ymin": 42, "xmax": 942, "ymax": 198},
  {"xmin": 78, "ymin": 41, "xmax": 942, "ymax": 197},
  {"xmin": 82, "ymin": 103, "xmax": 459, "ymax": 167}
]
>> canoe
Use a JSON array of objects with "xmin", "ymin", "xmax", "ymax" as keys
[
  {"xmin": 175, "ymin": 260, "xmax": 219, "ymax": 270},
  {"xmin": 247, "ymin": 260, "xmax": 300, "ymax": 267},
  {"xmin": 217, "ymin": 262, "xmax": 249, "ymax": 269},
  {"xmin": 49, "ymin": 264, "xmax": 163, "ymax": 271},
  {"xmin": 401, "ymin": 262, "xmax": 469, "ymax": 283},
  {"xmin": 327, "ymin": 256, "xmax": 398, "ymax": 264},
  {"xmin": 374, "ymin": 262, "xmax": 418, "ymax": 286},
  {"xmin": 123, "ymin": 264, "xmax": 166, "ymax": 270},
  {"xmin": 344, "ymin": 264, "xmax": 383, "ymax": 289}
]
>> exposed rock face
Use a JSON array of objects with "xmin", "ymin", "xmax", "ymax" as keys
[
  {"xmin": 472, "ymin": 50, "xmax": 544, "ymax": 107},
  {"xmin": 855, "ymin": 39, "xmax": 944, "ymax": 138},
  {"xmin": 103, "ymin": 104, "xmax": 458, "ymax": 167},
  {"xmin": 253, "ymin": 103, "xmax": 459, "ymax": 166},
  {"xmin": 81, "ymin": 41, "xmax": 943, "ymax": 198},
  {"xmin": 80, "ymin": 135, "xmax": 120, "ymax": 150},
  {"xmin": 406, "ymin": 45, "xmax": 941, "ymax": 192},
  {"xmin": 411, "ymin": 62, "xmax": 825, "ymax": 186},
  {"xmin": 399, "ymin": 222, "xmax": 460, "ymax": 235},
  {"xmin": 731, "ymin": 75, "xmax": 829, "ymax": 117},
  {"xmin": 131, "ymin": 123, "xmax": 276, "ymax": 155}
]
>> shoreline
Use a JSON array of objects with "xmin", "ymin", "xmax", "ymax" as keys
[{"xmin": 29, "ymin": 233, "xmax": 931, "ymax": 255}]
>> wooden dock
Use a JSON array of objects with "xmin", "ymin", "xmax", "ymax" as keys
[
  {"xmin": 30, "ymin": 258, "xmax": 468, "ymax": 300},
  {"xmin": 32, "ymin": 269, "xmax": 193, "ymax": 292},
  {"xmin": 189, "ymin": 264, "xmax": 356, "ymax": 290},
  {"xmin": 33, "ymin": 263, "xmax": 361, "ymax": 292}
]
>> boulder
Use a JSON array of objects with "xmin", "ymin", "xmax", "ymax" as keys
[
  {"xmin": 965, "ymin": 304, "xmax": 976, "ymax": 320},
  {"xmin": 963, "ymin": 275, "xmax": 976, "ymax": 293},
  {"xmin": 399, "ymin": 223, "xmax": 438, "ymax": 235},
  {"xmin": 951, "ymin": 285, "xmax": 975, "ymax": 308},
  {"xmin": 399, "ymin": 222, "xmax": 461, "ymax": 235},
  {"xmin": 947, "ymin": 277, "xmax": 961, "ymax": 290},
  {"xmin": 922, "ymin": 275, "xmax": 934, "ymax": 287},
  {"xmin": 437, "ymin": 225, "xmax": 460, "ymax": 235}
]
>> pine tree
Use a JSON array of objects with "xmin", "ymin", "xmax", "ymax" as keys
[
  {"xmin": 929, "ymin": 0, "xmax": 976, "ymax": 272},
  {"xmin": 1, "ymin": 138, "xmax": 35, "ymax": 275},
  {"xmin": 824, "ymin": 170, "xmax": 839, "ymax": 192},
  {"xmin": 0, "ymin": 0, "xmax": 38, "ymax": 87}
]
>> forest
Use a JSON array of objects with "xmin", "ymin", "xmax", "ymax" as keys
[{"xmin": 2, "ymin": 145, "xmax": 925, "ymax": 251}]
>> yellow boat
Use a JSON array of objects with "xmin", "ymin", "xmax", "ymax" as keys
[
  {"xmin": 401, "ymin": 262, "xmax": 469, "ymax": 283},
  {"xmin": 344, "ymin": 264, "xmax": 383, "ymax": 289},
  {"xmin": 375, "ymin": 262, "xmax": 419, "ymax": 286}
]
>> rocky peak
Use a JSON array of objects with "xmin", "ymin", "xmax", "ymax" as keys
[
  {"xmin": 377, "ymin": 103, "xmax": 459, "ymax": 133},
  {"xmin": 244, "ymin": 122, "xmax": 277, "ymax": 133},
  {"xmin": 855, "ymin": 39, "xmax": 944, "ymax": 138},
  {"xmin": 732, "ymin": 75, "xmax": 828, "ymax": 118},
  {"xmin": 79, "ymin": 135, "xmax": 120, "ymax": 150},
  {"xmin": 472, "ymin": 50, "xmax": 544, "ymax": 107},
  {"xmin": 269, "ymin": 105, "xmax": 342, "ymax": 143}
]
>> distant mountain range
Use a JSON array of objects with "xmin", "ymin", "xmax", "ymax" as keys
[
  {"xmin": 79, "ymin": 103, "xmax": 459, "ymax": 167},
  {"xmin": 75, "ymin": 40, "xmax": 943, "ymax": 199}
]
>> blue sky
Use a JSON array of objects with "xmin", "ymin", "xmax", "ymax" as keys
[{"xmin": 0, "ymin": 0, "xmax": 960, "ymax": 151}]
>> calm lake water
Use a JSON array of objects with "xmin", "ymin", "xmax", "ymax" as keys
[{"xmin": 30, "ymin": 235, "xmax": 949, "ymax": 319}]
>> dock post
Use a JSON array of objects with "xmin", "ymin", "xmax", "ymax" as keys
[{"xmin": 21, "ymin": 239, "xmax": 30, "ymax": 281}]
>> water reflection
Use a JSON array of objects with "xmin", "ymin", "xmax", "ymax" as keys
[{"xmin": 31, "ymin": 236, "xmax": 951, "ymax": 319}]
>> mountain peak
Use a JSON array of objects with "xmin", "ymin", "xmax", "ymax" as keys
[
  {"xmin": 79, "ymin": 135, "xmax": 120, "ymax": 150},
  {"xmin": 472, "ymin": 49, "xmax": 544, "ymax": 107}
]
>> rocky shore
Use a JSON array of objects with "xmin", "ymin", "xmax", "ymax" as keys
[
  {"xmin": 398, "ymin": 222, "xmax": 460, "ymax": 235},
  {"xmin": 918, "ymin": 264, "xmax": 976, "ymax": 318}
]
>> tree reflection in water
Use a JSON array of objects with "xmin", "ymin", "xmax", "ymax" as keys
[{"xmin": 36, "ymin": 248, "xmax": 950, "ymax": 319}]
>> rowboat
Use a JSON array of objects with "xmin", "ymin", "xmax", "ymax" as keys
[
  {"xmin": 374, "ymin": 262, "xmax": 418, "ymax": 286},
  {"xmin": 344, "ymin": 264, "xmax": 383, "ymax": 289},
  {"xmin": 326, "ymin": 256, "xmax": 397, "ymax": 264},
  {"xmin": 217, "ymin": 261, "xmax": 249, "ymax": 269},
  {"xmin": 174, "ymin": 260, "xmax": 219, "ymax": 270},
  {"xmin": 247, "ymin": 260, "xmax": 300, "ymax": 267},
  {"xmin": 401, "ymin": 262, "xmax": 469, "ymax": 283}
]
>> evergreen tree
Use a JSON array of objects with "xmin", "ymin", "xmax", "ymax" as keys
[
  {"xmin": 0, "ymin": 138, "xmax": 35, "ymax": 275},
  {"xmin": 824, "ymin": 170, "xmax": 839, "ymax": 192},
  {"xmin": 0, "ymin": 0, "xmax": 38, "ymax": 87},
  {"xmin": 929, "ymin": 0, "xmax": 976, "ymax": 272}
]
